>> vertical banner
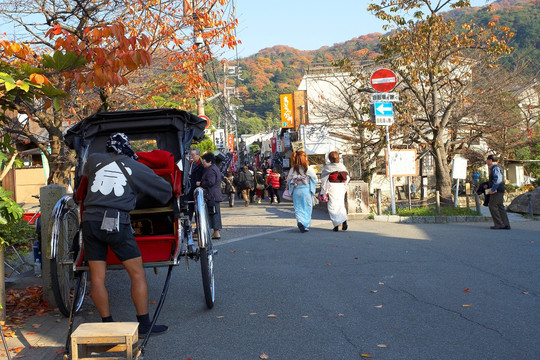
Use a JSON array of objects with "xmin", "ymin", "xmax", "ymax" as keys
[
  {"xmin": 270, "ymin": 137, "xmax": 277, "ymax": 153},
  {"xmin": 276, "ymin": 137, "xmax": 283, "ymax": 153},
  {"xmin": 283, "ymin": 132, "xmax": 291, "ymax": 148},
  {"xmin": 280, "ymin": 94, "xmax": 294, "ymax": 128},
  {"xmin": 214, "ymin": 129, "xmax": 225, "ymax": 149},
  {"xmin": 227, "ymin": 134, "xmax": 235, "ymax": 151}
]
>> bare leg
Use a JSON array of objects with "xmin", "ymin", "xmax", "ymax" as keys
[
  {"xmin": 88, "ymin": 260, "xmax": 110, "ymax": 318},
  {"xmin": 122, "ymin": 257, "xmax": 148, "ymax": 315}
]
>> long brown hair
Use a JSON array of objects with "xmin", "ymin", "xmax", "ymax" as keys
[{"xmin": 291, "ymin": 150, "xmax": 308, "ymax": 174}]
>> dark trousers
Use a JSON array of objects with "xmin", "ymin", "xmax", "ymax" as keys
[
  {"xmin": 268, "ymin": 187, "xmax": 280, "ymax": 203},
  {"xmin": 208, "ymin": 202, "xmax": 222, "ymax": 230},
  {"xmin": 488, "ymin": 192, "xmax": 510, "ymax": 228}
]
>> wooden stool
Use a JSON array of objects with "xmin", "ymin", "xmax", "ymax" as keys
[{"xmin": 71, "ymin": 322, "xmax": 138, "ymax": 360}]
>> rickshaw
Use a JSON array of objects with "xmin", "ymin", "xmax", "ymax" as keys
[{"xmin": 48, "ymin": 109, "xmax": 216, "ymax": 358}]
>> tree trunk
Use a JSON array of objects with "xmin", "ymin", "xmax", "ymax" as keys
[{"xmin": 433, "ymin": 141, "xmax": 453, "ymax": 204}]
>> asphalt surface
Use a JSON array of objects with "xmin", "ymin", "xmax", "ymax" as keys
[{"xmin": 4, "ymin": 201, "xmax": 540, "ymax": 360}]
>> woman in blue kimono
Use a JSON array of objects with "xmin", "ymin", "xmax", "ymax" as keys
[{"xmin": 287, "ymin": 150, "xmax": 317, "ymax": 233}]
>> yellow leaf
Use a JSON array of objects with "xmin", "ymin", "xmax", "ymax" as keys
[
  {"xmin": 462, "ymin": 304, "xmax": 471, "ymax": 308},
  {"xmin": 361, "ymin": 354, "xmax": 372, "ymax": 358},
  {"xmin": 267, "ymin": 314, "xmax": 277, "ymax": 318}
]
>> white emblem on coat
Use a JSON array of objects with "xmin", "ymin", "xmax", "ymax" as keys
[{"xmin": 90, "ymin": 162, "xmax": 132, "ymax": 197}]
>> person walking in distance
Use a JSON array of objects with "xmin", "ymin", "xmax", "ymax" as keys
[
  {"xmin": 484, "ymin": 154, "xmax": 510, "ymax": 230},
  {"xmin": 223, "ymin": 171, "xmax": 236, "ymax": 207},
  {"xmin": 237, "ymin": 165, "xmax": 255, "ymax": 207},
  {"xmin": 287, "ymin": 150, "xmax": 317, "ymax": 233},
  {"xmin": 320, "ymin": 151, "xmax": 350, "ymax": 231},
  {"xmin": 266, "ymin": 168, "xmax": 281, "ymax": 204},
  {"xmin": 80, "ymin": 132, "xmax": 171, "ymax": 337}
]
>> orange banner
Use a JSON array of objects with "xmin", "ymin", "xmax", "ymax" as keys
[
  {"xmin": 227, "ymin": 134, "xmax": 235, "ymax": 150},
  {"xmin": 280, "ymin": 94, "xmax": 294, "ymax": 128}
]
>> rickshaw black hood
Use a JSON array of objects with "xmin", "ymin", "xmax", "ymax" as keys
[{"xmin": 65, "ymin": 108, "xmax": 207, "ymax": 152}]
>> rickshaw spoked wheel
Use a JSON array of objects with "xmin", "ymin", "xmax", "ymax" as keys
[
  {"xmin": 195, "ymin": 203, "xmax": 215, "ymax": 309},
  {"xmin": 49, "ymin": 201, "xmax": 87, "ymax": 317}
]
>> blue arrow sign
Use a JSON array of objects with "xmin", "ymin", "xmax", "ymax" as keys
[{"xmin": 374, "ymin": 102, "xmax": 394, "ymax": 116}]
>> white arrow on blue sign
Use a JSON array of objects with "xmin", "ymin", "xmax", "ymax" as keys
[{"xmin": 374, "ymin": 102, "xmax": 394, "ymax": 116}]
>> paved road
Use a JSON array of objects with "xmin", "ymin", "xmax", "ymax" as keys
[{"xmin": 6, "ymin": 202, "xmax": 540, "ymax": 359}]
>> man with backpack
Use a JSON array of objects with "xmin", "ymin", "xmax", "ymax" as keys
[{"xmin": 237, "ymin": 165, "xmax": 255, "ymax": 207}]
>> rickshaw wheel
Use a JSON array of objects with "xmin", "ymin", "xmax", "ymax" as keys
[
  {"xmin": 49, "ymin": 202, "xmax": 87, "ymax": 317},
  {"xmin": 200, "ymin": 240, "xmax": 215, "ymax": 309}
]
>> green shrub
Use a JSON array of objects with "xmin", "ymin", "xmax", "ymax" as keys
[{"xmin": 387, "ymin": 206, "xmax": 481, "ymax": 216}]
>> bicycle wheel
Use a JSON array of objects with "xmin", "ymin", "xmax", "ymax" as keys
[
  {"xmin": 49, "ymin": 197, "xmax": 87, "ymax": 317},
  {"xmin": 200, "ymin": 241, "xmax": 215, "ymax": 309}
]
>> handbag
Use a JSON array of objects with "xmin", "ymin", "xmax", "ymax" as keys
[
  {"xmin": 318, "ymin": 193, "xmax": 329, "ymax": 203},
  {"xmin": 256, "ymin": 183, "xmax": 264, "ymax": 190},
  {"xmin": 282, "ymin": 188, "xmax": 292, "ymax": 201}
]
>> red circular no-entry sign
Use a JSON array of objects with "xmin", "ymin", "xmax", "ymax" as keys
[
  {"xmin": 198, "ymin": 114, "xmax": 210, "ymax": 128},
  {"xmin": 370, "ymin": 68, "xmax": 397, "ymax": 93}
]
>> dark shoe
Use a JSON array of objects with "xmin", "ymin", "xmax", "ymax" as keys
[
  {"xmin": 137, "ymin": 314, "xmax": 169, "ymax": 338},
  {"xmin": 138, "ymin": 323, "xmax": 169, "ymax": 338},
  {"xmin": 504, "ymin": 225, "xmax": 511, "ymax": 230},
  {"xmin": 333, "ymin": 226, "xmax": 339, "ymax": 232},
  {"xmin": 342, "ymin": 221, "xmax": 348, "ymax": 231},
  {"xmin": 490, "ymin": 226, "xmax": 503, "ymax": 229},
  {"xmin": 212, "ymin": 236, "xmax": 221, "ymax": 240},
  {"xmin": 297, "ymin": 222, "xmax": 307, "ymax": 233}
]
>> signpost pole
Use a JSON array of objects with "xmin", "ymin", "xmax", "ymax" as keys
[{"xmin": 386, "ymin": 125, "xmax": 396, "ymax": 215}]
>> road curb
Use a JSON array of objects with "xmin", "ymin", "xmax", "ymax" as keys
[{"xmin": 372, "ymin": 215, "xmax": 491, "ymax": 223}]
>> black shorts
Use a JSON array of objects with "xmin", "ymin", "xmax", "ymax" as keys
[{"xmin": 82, "ymin": 221, "xmax": 141, "ymax": 262}]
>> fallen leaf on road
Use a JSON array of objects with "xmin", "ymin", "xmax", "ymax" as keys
[
  {"xmin": 370, "ymin": 290, "xmax": 378, "ymax": 293},
  {"xmin": 87, "ymin": 311, "xmax": 94, "ymax": 315},
  {"xmin": 378, "ymin": 282, "xmax": 384, "ymax": 285},
  {"xmin": 267, "ymin": 314, "xmax": 277, "ymax": 318},
  {"xmin": 354, "ymin": 257, "xmax": 359, "ymax": 260},
  {"xmin": 216, "ymin": 316, "xmax": 225, "ymax": 319},
  {"xmin": 522, "ymin": 291, "xmax": 529, "ymax": 295},
  {"xmin": 231, "ymin": 250, "xmax": 237, "ymax": 253},
  {"xmin": 56, "ymin": 349, "xmax": 63, "ymax": 355},
  {"xmin": 55, "ymin": 319, "xmax": 61, "ymax": 323},
  {"xmin": 463, "ymin": 288, "xmax": 470, "ymax": 293},
  {"xmin": 150, "ymin": 300, "xmax": 156, "ymax": 304},
  {"xmin": 301, "ymin": 315, "xmax": 309, "ymax": 318},
  {"xmin": 462, "ymin": 304, "xmax": 471, "ymax": 307},
  {"xmin": 260, "ymin": 353, "xmax": 269, "ymax": 359},
  {"xmin": 361, "ymin": 354, "xmax": 372, "ymax": 358},
  {"xmin": 31, "ymin": 324, "xmax": 41, "ymax": 329},
  {"xmin": 374, "ymin": 305, "xmax": 383, "ymax": 309},
  {"xmin": 327, "ymin": 263, "xmax": 332, "ymax": 266},
  {"xmin": 377, "ymin": 344, "xmax": 388, "ymax": 348},
  {"xmin": 338, "ymin": 313, "xmax": 344, "ymax": 317},
  {"xmin": 249, "ymin": 313, "xmax": 257, "ymax": 316},
  {"xmin": 26, "ymin": 332, "xmax": 36, "ymax": 335}
]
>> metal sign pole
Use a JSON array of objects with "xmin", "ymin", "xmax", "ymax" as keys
[{"xmin": 386, "ymin": 125, "xmax": 396, "ymax": 215}]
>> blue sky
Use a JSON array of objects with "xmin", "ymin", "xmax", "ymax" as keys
[{"xmin": 227, "ymin": 0, "xmax": 494, "ymax": 59}]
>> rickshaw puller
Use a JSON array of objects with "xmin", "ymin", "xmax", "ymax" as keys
[{"xmin": 80, "ymin": 132, "xmax": 172, "ymax": 337}]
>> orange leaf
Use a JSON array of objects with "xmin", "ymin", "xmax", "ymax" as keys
[
  {"xmin": 463, "ymin": 288, "xmax": 470, "ymax": 293},
  {"xmin": 462, "ymin": 304, "xmax": 471, "ymax": 307},
  {"xmin": 361, "ymin": 354, "xmax": 372, "ymax": 358},
  {"xmin": 267, "ymin": 314, "xmax": 277, "ymax": 318},
  {"xmin": 26, "ymin": 332, "xmax": 36, "ymax": 335}
]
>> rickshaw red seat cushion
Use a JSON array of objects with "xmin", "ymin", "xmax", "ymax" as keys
[
  {"xmin": 104, "ymin": 235, "xmax": 176, "ymax": 265},
  {"xmin": 136, "ymin": 150, "xmax": 182, "ymax": 197}
]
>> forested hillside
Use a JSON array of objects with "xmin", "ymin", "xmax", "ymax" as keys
[{"xmin": 228, "ymin": 0, "xmax": 539, "ymax": 133}]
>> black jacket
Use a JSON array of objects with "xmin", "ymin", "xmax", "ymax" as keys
[{"xmin": 187, "ymin": 160, "xmax": 204, "ymax": 200}]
